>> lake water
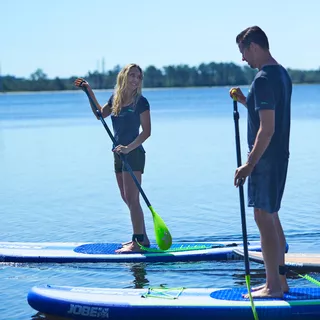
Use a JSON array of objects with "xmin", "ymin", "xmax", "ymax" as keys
[{"xmin": 0, "ymin": 84, "xmax": 319, "ymax": 319}]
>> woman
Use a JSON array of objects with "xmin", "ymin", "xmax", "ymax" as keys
[{"xmin": 74, "ymin": 63, "xmax": 151, "ymax": 253}]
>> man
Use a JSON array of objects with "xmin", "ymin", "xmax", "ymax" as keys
[{"xmin": 230, "ymin": 26, "xmax": 292, "ymax": 298}]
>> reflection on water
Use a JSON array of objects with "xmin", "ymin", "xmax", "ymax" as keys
[
  {"xmin": 31, "ymin": 311, "xmax": 71, "ymax": 320},
  {"xmin": 130, "ymin": 263, "xmax": 150, "ymax": 289}
]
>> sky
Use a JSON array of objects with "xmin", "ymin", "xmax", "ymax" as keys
[{"xmin": 2, "ymin": 0, "xmax": 320, "ymax": 79}]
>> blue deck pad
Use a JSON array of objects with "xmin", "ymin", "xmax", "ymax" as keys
[
  {"xmin": 210, "ymin": 288, "xmax": 320, "ymax": 301},
  {"xmin": 74, "ymin": 243, "xmax": 123, "ymax": 254},
  {"xmin": 74, "ymin": 243, "xmax": 223, "ymax": 255}
]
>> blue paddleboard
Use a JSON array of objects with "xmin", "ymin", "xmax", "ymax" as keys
[
  {"xmin": 28, "ymin": 284, "xmax": 320, "ymax": 320},
  {"xmin": 0, "ymin": 240, "xmax": 262, "ymax": 263}
]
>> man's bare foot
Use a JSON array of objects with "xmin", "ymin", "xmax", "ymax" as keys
[
  {"xmin": 250, "ymin": 284, "xmax": 266, "ymax": 293},
  {"xmin": 280, "ymin": 276, "xmax": 289, "ymax": 293},
  {"xmin": 115, "ymin": 241, "xmax": 150, "ymax": 254},
  {"xmin": 251, "ymin": 278, "xmax": 289, "ymax": 293},
  {"xmin": 243, "ymin": 287, "xmax": 283, "ymax": 299}
]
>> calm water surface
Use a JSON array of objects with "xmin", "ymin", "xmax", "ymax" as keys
[{"xmin": 0, "ymin": 85, "xmax": 319, "ymax": 319}]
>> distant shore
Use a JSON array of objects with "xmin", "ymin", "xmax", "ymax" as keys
[
  {"xmin": 1, "ymin": 62, "xmax": 319, "ymax": 94},
  {"xmin": 0, "ymin": 82, "xmax": 319, "ymax": 95}
]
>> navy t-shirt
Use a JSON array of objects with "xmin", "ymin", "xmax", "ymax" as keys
[
  {"xmin": 246, "ymin": 65, "xmax": 292, "ymax": 161},
  {"xmin": 108, "ymin": 94, "xmax": 150, "ymax": 152}
]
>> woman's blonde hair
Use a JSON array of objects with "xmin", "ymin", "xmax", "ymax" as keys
[{"xmin": 112, "ymin": 63, "xmax": 143, "ymax": 116}]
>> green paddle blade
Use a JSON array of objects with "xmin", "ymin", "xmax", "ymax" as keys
[{"xmin": 149, "ymin": 206, "xmax": 172, "ymax": 250}]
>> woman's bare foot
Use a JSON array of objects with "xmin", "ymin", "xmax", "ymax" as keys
[
  {"xmin": 121, "ymin": 241, "xmax": 132, "ymax": 247},
  {"xmin": 115, "ymin": 241, "xmax": 150, "ymax": 254},
  {"xmin": 121, "ymin": 238, "xmax": 151, "ymax": 248},
  {"xmin": 243, "ymin": 286, "xmax": 283, "ymax": 299}
]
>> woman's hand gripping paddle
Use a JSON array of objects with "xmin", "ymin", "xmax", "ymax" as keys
[{"xmin": 80, "ymin": 83, "xmax": 172, "ymax": 250}]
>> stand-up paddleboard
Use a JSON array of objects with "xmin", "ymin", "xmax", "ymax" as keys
[
  {"xmin": 0, "ymin": 241, "xmax": 263, "ymax": 263},
  {"xmin": 28, "ymin": 284, "xmax": 320, "ymax": 320},
  {"xmin": 233, "ymin": 249, "xmax": 320, "ymax": 272}
]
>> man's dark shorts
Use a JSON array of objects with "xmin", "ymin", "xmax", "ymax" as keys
[
  {"xmin": 248, "ymin": 158, "xmax": 289, "ymax": 213},
  {"xmin": 114, "ymin": 148, "xmax": 146, "ymax": 174}
]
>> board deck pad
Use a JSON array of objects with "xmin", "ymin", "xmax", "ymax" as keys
[
  {"xmin": 0, "ymin": 241, "xmax": 263, "ymax": 263},
  {"xmin": 233, "ymin": 249, "xmax": 320, "ymax": 271},
  {"xmin": 74, "ymin": 242, "xmax": 226, "ymax": 254},
  {"xmin": 210, "ymin": 287, "xmax": 320, "ymax": 301}
]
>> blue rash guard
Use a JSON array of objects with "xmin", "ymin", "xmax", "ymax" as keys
[
  {"xmin": 246, "ymin": 65, "xmax": 292, "ymax": 213},
  {"xmin": 108, "ymin": 94, "xmax": 150, "ymax": 152},
  {"xmin": 246, "ymin": 65, "xmax": 292, "ymax": 161}
]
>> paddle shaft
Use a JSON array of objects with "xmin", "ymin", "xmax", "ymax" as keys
[
  {"xmin": 233, "ymin": 99, "xmax": 251, "ymax": 275},
  {"xmin": 233, "ymin": 98, "xmax": 259, "ymax": 320},
  {"xmin": 83, "ymin": 87, "xmax": 152, "ymax": 208}
]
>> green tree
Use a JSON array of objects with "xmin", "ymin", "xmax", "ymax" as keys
[{"xmin": 144, "ymin": 65, "xmax": 164, "ymax": 87}]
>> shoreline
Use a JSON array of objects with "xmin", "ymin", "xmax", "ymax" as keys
[{"xmin": 0, "ymin": 83, "xmax": 318, "ymax": 95}]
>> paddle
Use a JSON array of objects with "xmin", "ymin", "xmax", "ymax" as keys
[
  {"xmin": 231, "ymin": 90, "xmax": 259, "ymax": 320},
  {"xmin": 80, "ymin": 86, "xmax": 172, "ymax": 250}
]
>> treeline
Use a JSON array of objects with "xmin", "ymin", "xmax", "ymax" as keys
[{"xmin": 1, "ymin": 62, "xmax": 320, "ymax": 92}]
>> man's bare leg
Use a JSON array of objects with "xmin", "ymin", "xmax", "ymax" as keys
[
  {"xmin": 251, "ymin": 212, "xmax": 289, "ymax": 293},
  {"xmin": 244, "ymin": 208, "xmax": 283, "ymax": 299}
]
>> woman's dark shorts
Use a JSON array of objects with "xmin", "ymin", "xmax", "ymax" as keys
[
  {"xmin": 248, "ymin": 158, "xmax": 289, "ymax": 213},
  {"xmin": 114, "ymin": 148, "xmax": 146, "ymax": 174}
]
